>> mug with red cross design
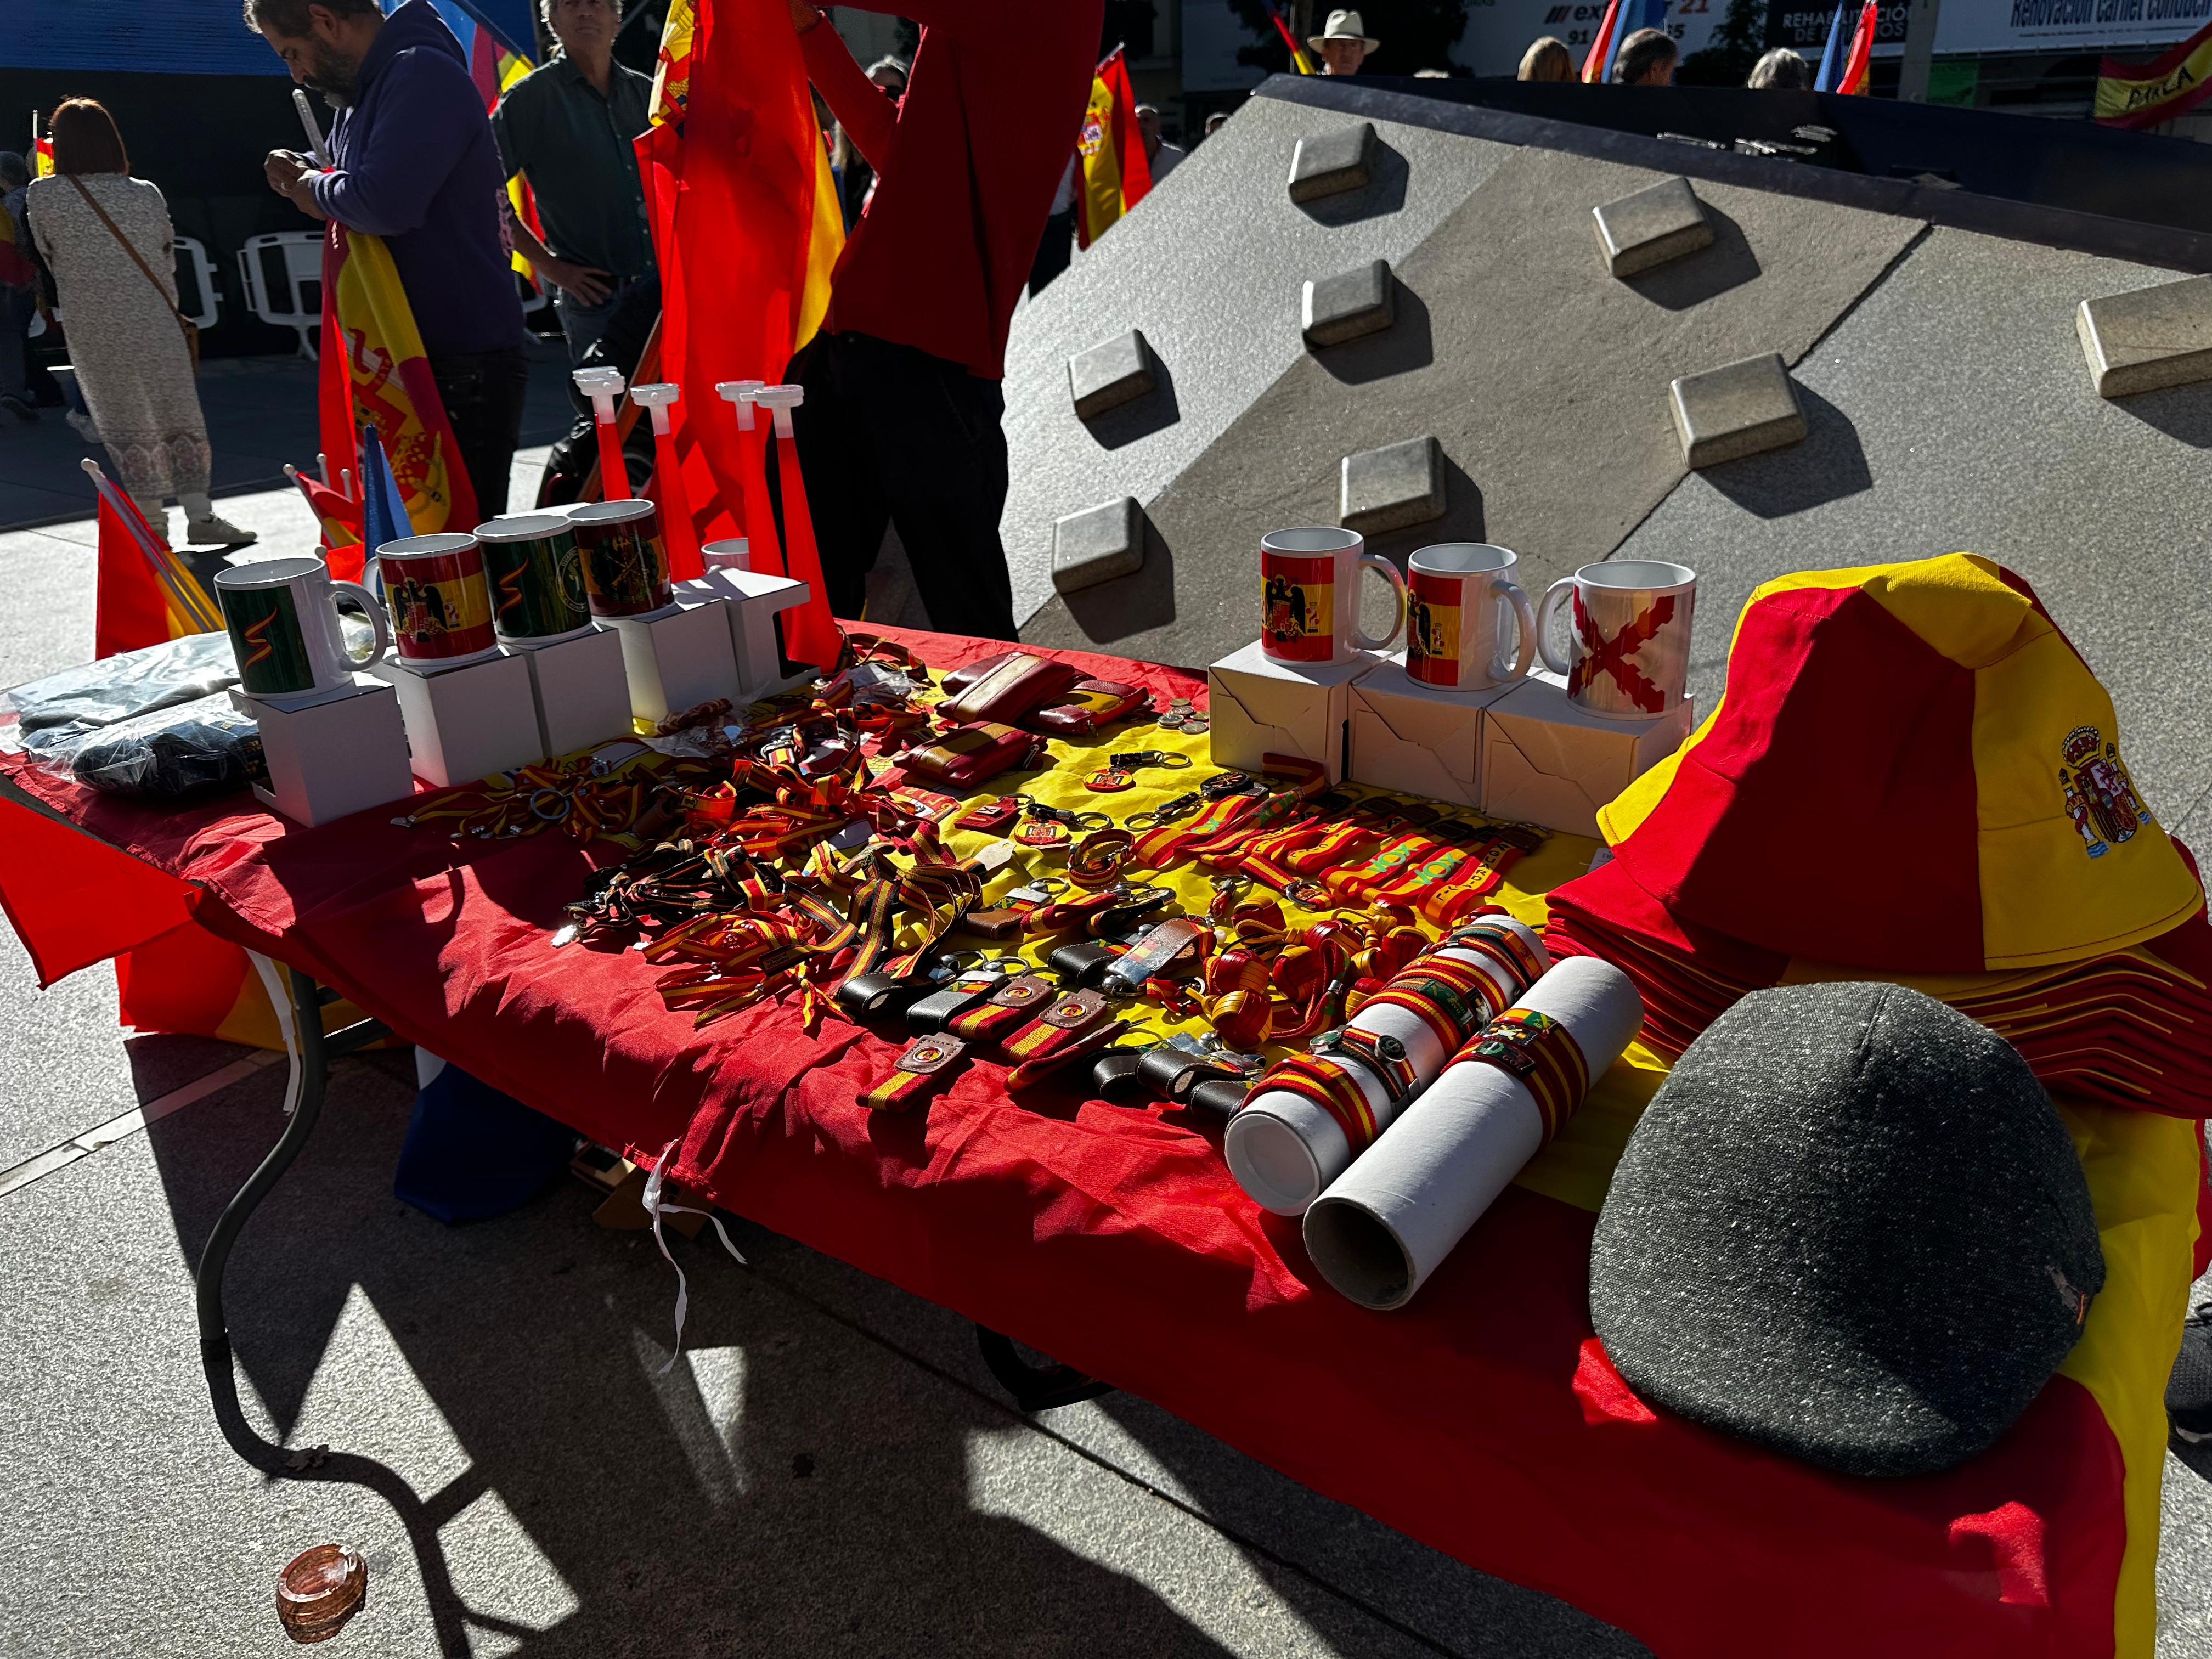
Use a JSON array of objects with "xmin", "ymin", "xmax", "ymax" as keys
[{"xmin": 1534, "ymin": 561, "xmax": 1696, "ymax": 720}]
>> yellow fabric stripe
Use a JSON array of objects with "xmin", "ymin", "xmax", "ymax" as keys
[{"xmin": 797, "ymin": 136, "xmax": 843, "ymax": 353}]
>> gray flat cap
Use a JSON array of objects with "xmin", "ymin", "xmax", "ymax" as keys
[{"xmin": 1590, "ymin": 981, "xmax": 2103, "ymax": 1479}]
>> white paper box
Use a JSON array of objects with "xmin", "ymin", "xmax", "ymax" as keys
[
  {"xmin": 1478, "ymin": 669, "xmax": 1694, "ymax": 837},
  {"xmin": 1207, "ymin": 640, "xmax": 1378, "ymax": 785},
  {"xmin": 682, "ymin": 571, "xmax": 813, "ymax": 700},
  {"xmin": 507, "ymin": 627, "xmax": 631, "ymax": 757},
  {"xmin": 369, "ymin": 650, "xmax": 546, "ymax": 788},
  {"xmin": 234, "ymin": 676, "xmax": 414, "ymax": 828},
  {"xmin": 1347, "ymin": 655, "xmax": 1524, "ymax": 809},
  {"xmin": 603, "ymin": 593, "xmax": 743, "ymax": 724}
]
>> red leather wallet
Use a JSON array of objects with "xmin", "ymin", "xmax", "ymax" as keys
[
  {"xmin": 1024, "ymin": 679, "xmax": 1149, "ymax": 737},
  {"xmin": 900, "ymin": 723, "xmax": 1045, "ymax": 789},
  {"xmin": 938, "ymin": 652, "xmax": 1083, "ymax": 725}
]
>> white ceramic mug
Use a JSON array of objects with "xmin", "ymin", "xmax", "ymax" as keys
[
  {"xmin": 215, "ymin": 556, "xmax": 389, "ymax": 704},
  {"xmin": 1260, "ymin": 527, "xmax": 1406, "ymax": 667},
  {"xmin": 1534, "ymin": 560, "xmax": 1696, "ymax": 720},
  {"xmin": 1404, "ymin": 543, "xmax": 1537, "ymax": 692}
]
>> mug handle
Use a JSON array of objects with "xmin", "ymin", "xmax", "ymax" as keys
[
  {"xmin": 1491, "ymin": 578, "xmax": 1539, "ymax": 682},
  {"xmin": 1534, "ymin": 577, "xmax": 1576, "ymax": 677},
  {"xmin": 1352, "ymin": 552, "xmax": 1407, "ymax": 654},
  {"xmin": 329, "ymin": 580, "xmax": 391, "ymax": 667}
]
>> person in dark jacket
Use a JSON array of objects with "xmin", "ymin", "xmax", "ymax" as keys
[{"xmin": 250, "ymin": 0, "xmax": 531, "ymax": 515}]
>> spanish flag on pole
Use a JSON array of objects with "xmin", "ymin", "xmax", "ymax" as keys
[
  {"xmin": 317, "ymin": 224, "xmax": 479, "ymax": 543},
  {"xmin": 635, "ymin": 0, "xmax": 843, "ymax": 667},
  {"xmin": 2096, "ymin": 16, "xmax": 2212, "ymax": 128},
  {"xmin": 1075, "ymin": 46, "xmax": 1153, "ymax": 252}
]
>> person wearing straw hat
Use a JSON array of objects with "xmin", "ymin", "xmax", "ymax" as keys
[{"xmin": 1309, "ymin": 9, "xmax": 1379, "ymax": 75}]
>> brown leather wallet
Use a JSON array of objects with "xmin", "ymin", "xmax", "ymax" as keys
[
  {"xmin": 900, "ymin": 722, "xmax": 1045, "ymax": 789},
  {"xmin": 939, "ymin": 652, "xmax": 1083, "ymax": 724}
]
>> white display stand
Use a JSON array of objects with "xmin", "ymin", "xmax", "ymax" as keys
[
  {"xmin": 1478, "ymin": 669, "xmax": 1695, "ymax": 837},
  {"xmin": 505, "ymin": 627, "xmax": 633, "ymax": 757},
  {"xmin": 1206, "ymin": 640, "xmax": 1379, "ymax": 786},
  {"xmin": 602, "ymin": 595, "xmax": 743, "ymax": 725},
  {"xmin": 681, "ymin": 570, "xmax": 814, "ymax": 701},
  {"xmin": 234, "ymin": 675, "xmax": 415, "ymax": 827},
  {"xmin": 1346, "ymin": 654, "xmax": 1524, "ymax": 810},
  {"xmin": 368, "ymin": 651, "xmax": 546, "ymax": 788}
]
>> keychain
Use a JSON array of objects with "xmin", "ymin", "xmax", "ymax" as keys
[{"xmin": 1085, "ymin": 750, "xmax": 1194, "ymax": 792}]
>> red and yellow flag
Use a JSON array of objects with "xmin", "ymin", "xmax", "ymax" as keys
[
  {"xmin": 2096, "ymin": 16, "xmax": 2212, "ymax": 127},
  {"xmin": 1836, "ymin": 0, "xmax": 1878, "ymax": 95},
  {"xmin": 635, "ymin": 0, "xmax": 842, "ymax": 667},
  {"xmin": 1074, "ymin": 47, "xmax": 1153, "ymax": 252},
  {"xmin": 317, "ymin": 224, "xmax": 478, "ymax": 541}
]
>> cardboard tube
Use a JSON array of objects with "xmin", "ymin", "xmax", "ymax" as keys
[
  {"xmin": 1302, "ymin": 955, "xmax": 1641, "ymax": 1310},
  {"xmin": 1224, "ymin": 916, "xmax": 1547, "ymax": 1216}
]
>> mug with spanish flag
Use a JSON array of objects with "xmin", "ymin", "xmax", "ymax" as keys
[
  {"xmin": 376, "ymin": 532, "xmax": 501, "ymax": 671},
  {"xmin": 1404, "ymin": 543, "xmax": 1538, "ymax": 692},
  {"xmin": 1260, "ymin": 527, "xmax": 1406, "ymax": 667}
]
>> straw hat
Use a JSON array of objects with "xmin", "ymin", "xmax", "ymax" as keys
[
  {"xmin": 1310, "ymin": 9, "xmax": 1381, "ymax": 52},
  {"xmin": 1596, "ymin": 554, "xmax": 2202, "ymax": 973}
]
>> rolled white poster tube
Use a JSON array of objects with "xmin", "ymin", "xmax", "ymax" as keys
[
  {"xmin": 1302, "ymin": 954, "xmax": 1642, "ymax": 1310},
  {"xmin": 1224, "ymin": 915, "xmax": 1547, "ymax": 1216}
]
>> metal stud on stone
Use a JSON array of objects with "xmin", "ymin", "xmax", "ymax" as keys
[
  {"xmin": 1340, "ymin": 436, "xmax": 1444, "ymax": 534},
  {"xmin": 1302, "ymin": 260, "xmax": 1396, "ymax": 349},
  {"xmin": 1288, "ymin": 121, "xmax": 1376, "ymax": 204},
  {"xmin": 1052, "ymin": 496, "xmax": 1146, "ymax": 595},
  {"xmin": 1592, "ymin": 177, "xmax": 1714, "ymax": 278},
  {"xmin": 1068, "ymin": 329, "xmax": 1158, "ymax": 421},
  {"xmin": 2076, "ymin": 274, "xmax": 2212, "ymax": 398},
  {"xmin": 1669, "ymin": 353, "xmax": 1807, "ymax": 469}
]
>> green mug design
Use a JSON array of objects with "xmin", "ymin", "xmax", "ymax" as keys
[
  {"xmin": 476, "ymin": 514, "xmax": 594, "ymax": 645},
  {"xmin": 215, "ymin": 556, "xmax": 390, "ymax": 701}
]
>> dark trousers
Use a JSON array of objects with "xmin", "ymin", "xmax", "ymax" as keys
[
  {"xmin": 1028, "ymin": 207, "xmax": 1076, "ymax": 296},
  {"xmin": 790, "ymin": 330, "xmax": 1016, "ymax": 642},
  {"xmin": 0, "ymin": 284, "xmax": 32, "ymax": 402},
  {"xmin": 431, "ymin": 346, "xmax": 530, "ymax": 520}
]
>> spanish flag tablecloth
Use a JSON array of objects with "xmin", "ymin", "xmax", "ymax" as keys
[{"xmin": 0, "ymin": 623, "xmax": 2202, "ymax": 1658}]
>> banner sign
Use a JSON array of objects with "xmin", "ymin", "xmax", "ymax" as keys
[{"xmin": 1771, "ymin": 0, "xmax": 2212, "ymax": 57}]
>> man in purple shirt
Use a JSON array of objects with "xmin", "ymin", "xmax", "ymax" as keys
[{"xmin": 249, "ymin": 0, "xmax": 531, "ymax": 515}]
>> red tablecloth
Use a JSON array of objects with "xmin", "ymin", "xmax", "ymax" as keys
[{"xmin": 1, "ymin": 625, "xmax": 2198, "ymax": 1659}]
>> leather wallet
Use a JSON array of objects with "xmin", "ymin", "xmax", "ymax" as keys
[
  {"xmin": 938, "ymin": 652, "xmax": 1082, "ymax": 725},
  {"xmin": 900, "ymin": 723, "xmax": 1044, "ymax": 789},
  {"xmin": 1025, "ymin": 679, "xmax": 1149, "ymax": 737}
]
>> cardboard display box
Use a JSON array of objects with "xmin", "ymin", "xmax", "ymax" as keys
[
  {"xmin": 1479, "ymin": 669, "xmax": 1695, "ymax": 837},
  {"xmin": 507, "ymin": 625, "xmax": 633, "ymax": 757},
  {"xmin": 369, "ymin": 650, "xmax": 546, "ymax": 788},
  {"xmin": 234, "ymin": 675, "xmax": 415, "ymax": 828},
  {"xmin": 603, "ymin": 594, "xmax": 744, "ymax": 725},
  {"xmin": 1347, "ymin": 656, "xmax": 1523, "ymax": 809},
  {"xmin": 1207, "ymin": 640, "xmax": 1379, "ymax": 785},
  {"xmin": 682, "ymin": 571, "xmax": 814, "ymax": 701}
]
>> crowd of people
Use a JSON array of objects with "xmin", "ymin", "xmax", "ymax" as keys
[{"xmin": 0, "ymin": 0, "xmax": 1825, "ymax": 619}]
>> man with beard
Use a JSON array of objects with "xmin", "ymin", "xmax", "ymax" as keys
[{"xmin": 249, "ymin": 0, "xmax": 529, "ymax": 515}]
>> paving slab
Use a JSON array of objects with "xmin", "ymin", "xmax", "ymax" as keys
[
  {"xmin": 0, "ymin": 1053, "xmax": 1582, "ymax": 1658},
  {"xmin": 998, "ymin": 95, "xmax": 1518, "ymax": 630},
  {"xmin": 1024, "ymin": 144, "xmax": 1923, "ymax": 669},
  {"xmin": 1610, "ymin": 225, "xmax": 2212, "ymax": 849}
]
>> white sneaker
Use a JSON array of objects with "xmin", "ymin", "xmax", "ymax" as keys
[
  {"xmin": 183, "ymin": 513, "xmax": 257, "ymax": 548},
  {"xmin": 65, "ymin": 409, "xmax": 98, "ymax": 443}
]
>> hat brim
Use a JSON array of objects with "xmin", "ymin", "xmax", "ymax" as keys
[{"xmin": 1308, "ymin": 34, "xmax": 1381, "ymax": 50}]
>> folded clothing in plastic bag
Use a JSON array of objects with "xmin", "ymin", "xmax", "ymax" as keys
[
  {"xmin": 5, "ymin": 632, "xmax": 239, "ymax": 759},
  {"xmin": 65, "ymin": 692, "xmax": 267, "ymax": 800}
]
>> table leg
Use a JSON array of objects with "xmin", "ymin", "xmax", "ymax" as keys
[{"xmin": 195, "ymin": 965, "xmax": 390, "ymax": 1450}]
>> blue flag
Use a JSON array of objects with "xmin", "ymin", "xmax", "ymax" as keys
[
  {"xmin": 1813, "ymin": 1, "xmax": 1849, "ymax": 91},
  {"xmin": 1605, "ymin": 0, "xmax": 1673, "ymax": 81},
  {"xmin": 358, "ymin": 422, "xmax": 416, "ymax": 599}
]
